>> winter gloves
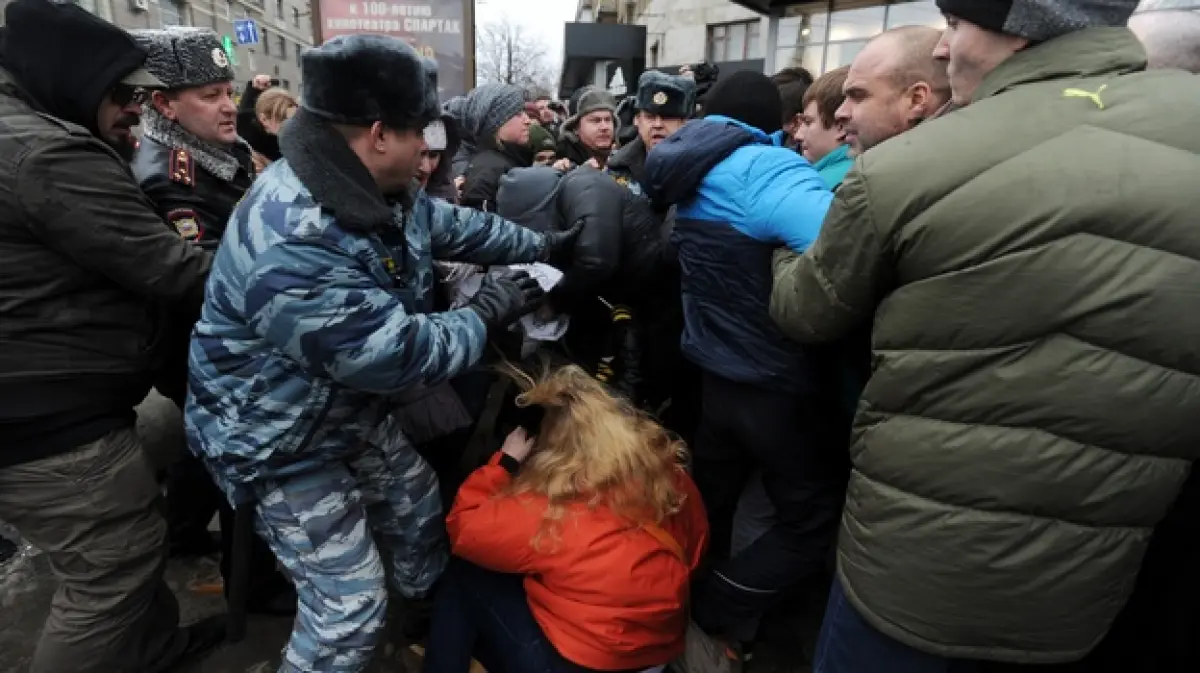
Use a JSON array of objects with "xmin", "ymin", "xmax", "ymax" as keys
[
  {"xmin": 539, "ymin": 221, "xmax": 584, "ymax": 266},
  {"xmin": 465, "ymin": 271, "xmax": 545, "ymax": 335}
]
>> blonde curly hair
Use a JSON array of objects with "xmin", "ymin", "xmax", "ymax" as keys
[{"xmin": 502, "ymin": 363, "xmax": 689, "ymax": 550}]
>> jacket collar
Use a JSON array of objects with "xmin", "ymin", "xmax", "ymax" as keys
[
  {"xmin": 278, "ymin": 108, "xmax": 408, "ymax": 233},
  {"xmin": 813, "ymin": 144, "xmax": 852, "ymax": 173},
  {"xmin": 973, "ymin": 28, "xmax": 1146, "ymax": 103},
  {"xmin": 607, "ymin": 135, "xmax": 646, "ymax": 181},
  {"xmin": 140, "ymin": 107, "xmax": 251, "ymax": 183}
]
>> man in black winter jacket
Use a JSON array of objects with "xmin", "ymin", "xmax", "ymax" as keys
[
  {"xmin": 130, "ymin": 26, "xmax": 295, "ymax": 615},
  {"xmin": 604, "ymin": 70, "xmax": 701, "ymax": 441},
  {"xmin": 0, "ymin": 1, "xmax": 221, "ymax": 671},
  {"xmin": 131, "ymin": 28, "xmax": 255, "ymax": 253}
]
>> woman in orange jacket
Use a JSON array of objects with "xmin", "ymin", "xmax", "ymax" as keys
[{"xmin": 424, "ymin": 365, "xmax": 709, "ymax": 673}]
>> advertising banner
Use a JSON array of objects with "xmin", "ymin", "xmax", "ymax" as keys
[{"xmin": 317, "ymin": 0, "xmax": 472, "ymax": 99}]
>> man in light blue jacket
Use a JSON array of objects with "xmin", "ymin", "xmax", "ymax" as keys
[
  {"xmin": 643, "ymin": 70, "xmax": 843, "ymax": 655},
  {"xmin": 185, "ymin": 35, "xmax": 578, "ymax": 672}
]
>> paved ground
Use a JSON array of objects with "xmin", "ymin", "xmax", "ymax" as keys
[
  {"xmin": 0, "ymin": 391, "xmax": 821, "ymax": 672},
  {"xmin": 0, "ymin": 542, "xmax": 819, "ymax": 672}
]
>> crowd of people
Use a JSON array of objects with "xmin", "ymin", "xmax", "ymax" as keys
[{"xmin": 2, "ymin": 0, "xmax": 1200, "ymax": 672}]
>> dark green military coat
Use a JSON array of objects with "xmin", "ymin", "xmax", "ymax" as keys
[{"xmin": 771, "ymin": 28, "xmax": 1200, "ymax": 664}]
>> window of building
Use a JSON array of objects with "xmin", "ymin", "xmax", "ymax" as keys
[
  {"xmin": 295, "ymin": 42, "xmax": 304, "ymax": 66},
  {"xmin": 71, "ymin": 0, "xmax": 113, "ymax": 21},
  {"xmin": 278, "ymin": 35, "xmax": 286, "ymax": 57},
  {"xmin": 282, "ymin": 79, "xmax": 291, "ymax": 90},
  {"xmin": 706, "ymin": 20, "xmax": 762, "ymax": 63},
  {"xmin": 293, "ymin": 7, "xmax": 301, "ymax": 27},
  {"xmin": 824, "ymin": 39, "xmax": 868, "ymax": 70},
  {"xmin": 159, "ymin": 0, "xmax": 187, "ymax": 27},
  {"xmin": 649, "ymin": 42, "xmax": 659, "ymax": 68},
  {"xmin": 885, "ymin": 1, "xmax": 945, "ymax": 29},
  {"xmin": 827, "ymin": 6, "xmax": 885, "ymax": 42},
  {"xmin": 262, "ymin": 28, "xmax": 271, "ymax": 55},
  {"xmin": 275, "ymin": 0, "xmax": 283, "ymax": 19},
  {"xmin": 218, "ymin": 0, "xmax": 231, "ymax": 19},
  {"xmin": 1138, "ymin": 0, "xmax": 1200, "ymax": 8},
  {"xmin": 774, "ymin": 7, "xmax": 828, "ymax": 76}
]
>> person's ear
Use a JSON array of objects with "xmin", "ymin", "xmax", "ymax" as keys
[
  {"xmin": 150, "ymin": 90, "xmax": 175, "ymax": 120},
  {"xmin": 369, "ymin": 121, "xmax": 388, "ymax": 152},
  {"xmin": 907, "ymin": 81, "xmax": 934, "ymax": 122}
]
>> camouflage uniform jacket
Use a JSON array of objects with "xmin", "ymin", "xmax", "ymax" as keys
[{"xmin": 184, "ymin": 158, "xmax": 544, "ymax": 503}]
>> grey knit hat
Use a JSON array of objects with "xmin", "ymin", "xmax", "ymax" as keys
[
  {"xmin": 131, "ymin": 27, "xmax": 234, "ymax": 90},
  {"xmin": 935, "ymin": 0, "xmax": 1139, "ymax": 41},
  {"xmin": 462, "ymin": 83, "xmax": 526, "ymax": 143},
  {"xmin": 563, "ymin": 87, "xmax": 617, "ymax": 134},
  {"xmin": 571, "ymin": 87, "xmax": 617, "ymax": 120}
]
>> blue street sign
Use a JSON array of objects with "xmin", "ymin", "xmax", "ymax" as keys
[{"xmin": 233, "ymin": 19, "xmax": 259, "ymax": 46}]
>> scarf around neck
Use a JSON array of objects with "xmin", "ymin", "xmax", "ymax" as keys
[{"xmin": 140, "ymin": 106, "xmax": 250, "ymax": 183}]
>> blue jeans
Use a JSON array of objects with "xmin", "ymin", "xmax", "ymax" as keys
[
  {"xmin": 816, "ymin": 578, "xmax": 997, "ymax": 673},
  {"xmin": 423, "ymin": 559, "xmax": 604, "ymax": 673}
]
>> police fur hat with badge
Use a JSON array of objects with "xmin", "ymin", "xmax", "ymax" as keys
[
  {"xmin": 301, "ymin": 33, "xmax": 439, "ymax": 132},
  {"xmin": 635, "ymin": 70, "xmax": 696, "ymax": 119},
  {"xmin": 131, "ymin": 27, "xmax": 235, "ymax": 90}
]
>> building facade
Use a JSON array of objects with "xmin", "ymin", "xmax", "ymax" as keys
[
  {"xmin": 0, "ymin": 0, "xmax": 314, "ymax": 93},
  {"xmin": 621, "ymin": 0, "xmax": 1198, "ymax": 78}
]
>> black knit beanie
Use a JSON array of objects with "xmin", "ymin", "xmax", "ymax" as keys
[
  {"xmin": 701, "ymin": 70, "xmax": 783, "ymax": 135},
  {"xmin": 935, "ymin": 0, "xmax": 1139, "ymax": 42}
]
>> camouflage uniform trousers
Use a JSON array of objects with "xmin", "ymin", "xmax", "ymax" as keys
[{"xmin": 251, "ymin": 437, "xmax": 448, "ymax": 673}]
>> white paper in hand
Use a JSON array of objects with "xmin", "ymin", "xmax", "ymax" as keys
[
  {"xmin": 508, "ymin": 262, "xmax": 564, "ymax": 292},
  {"xmin": 509, "ymin": 262, "xmax": 569, "ymax": 343},
  {"xmin": 443, "ymin": 262, "xmax": 569, "ymax": 344}
]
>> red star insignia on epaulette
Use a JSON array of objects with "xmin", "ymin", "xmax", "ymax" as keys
[{"xmin": 169, "ymin": 148, "xmax": 195, "ymax": 187}]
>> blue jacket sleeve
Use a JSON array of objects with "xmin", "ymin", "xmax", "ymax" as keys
[
  {"xmin": 424, "ymin": 194, "xmax": 545, "ymax": 265},
  {"xmin": 745, "ymin": 149, "xmax": 833, "ymax": 253},
  {"xmin": 243, "ymin": 239, "xmax": 488, "ymax": 394}
]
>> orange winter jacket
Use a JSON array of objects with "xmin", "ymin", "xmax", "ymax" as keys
[{"xmin": 447, "ymin": 452, "xmax": 709, "ymax": 671}]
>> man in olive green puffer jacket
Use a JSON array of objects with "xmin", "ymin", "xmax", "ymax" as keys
[{"xmin": 769, "ymin": 1, "xmax": 1200, "ymax": 670}]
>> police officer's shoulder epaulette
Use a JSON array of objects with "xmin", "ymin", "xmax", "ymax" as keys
[{"xmin": 169, "ymin": 147, "xmax": 195, "ymax": 187}]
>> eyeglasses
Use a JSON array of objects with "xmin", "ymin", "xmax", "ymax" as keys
[{"xmin": 110, "ymin": 85, "xmax": 149, "ymax": 107}]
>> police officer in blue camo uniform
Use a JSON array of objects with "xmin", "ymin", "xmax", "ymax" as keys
[{"xmin": 184, "ymin": 34, "xmax": 580, "ymax": 673}]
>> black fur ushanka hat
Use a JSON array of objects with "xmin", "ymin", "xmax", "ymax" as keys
[{"xmin": 301, "ymin": 34, "xmax": 439, "ymax": 131}]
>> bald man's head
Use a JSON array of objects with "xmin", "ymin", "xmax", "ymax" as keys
[
  {"xmin": 836, "ymin": 26, "xmax": 951, "ymax": 154},
  {"xmin": 1130, "ymin": 10, "xmax": 1200, "ymax": 73},
  {"xmin": 873, "ymin": 26, "xmax": 952, "ymax": 97}
]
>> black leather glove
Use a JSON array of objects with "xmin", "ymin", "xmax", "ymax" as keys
[
  {"xmin": 539, "ymin": 220, "xmax": 584, "ymax": 265},
  {"xmin": 465, "ymin": 271, "xmax": 545, "ymax": 333}
]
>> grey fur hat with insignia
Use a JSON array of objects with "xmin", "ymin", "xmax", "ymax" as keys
[
  {"xmin": 635, "ymin": 71, "xmax": 697, "ymax": 119},
  {"xmin": 131, "ymin": 27, "xmax": 235, "ymax": 90},
  {"xmin": 301, "ymin": 33, "xmax": 440, "ymax": 131}
]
